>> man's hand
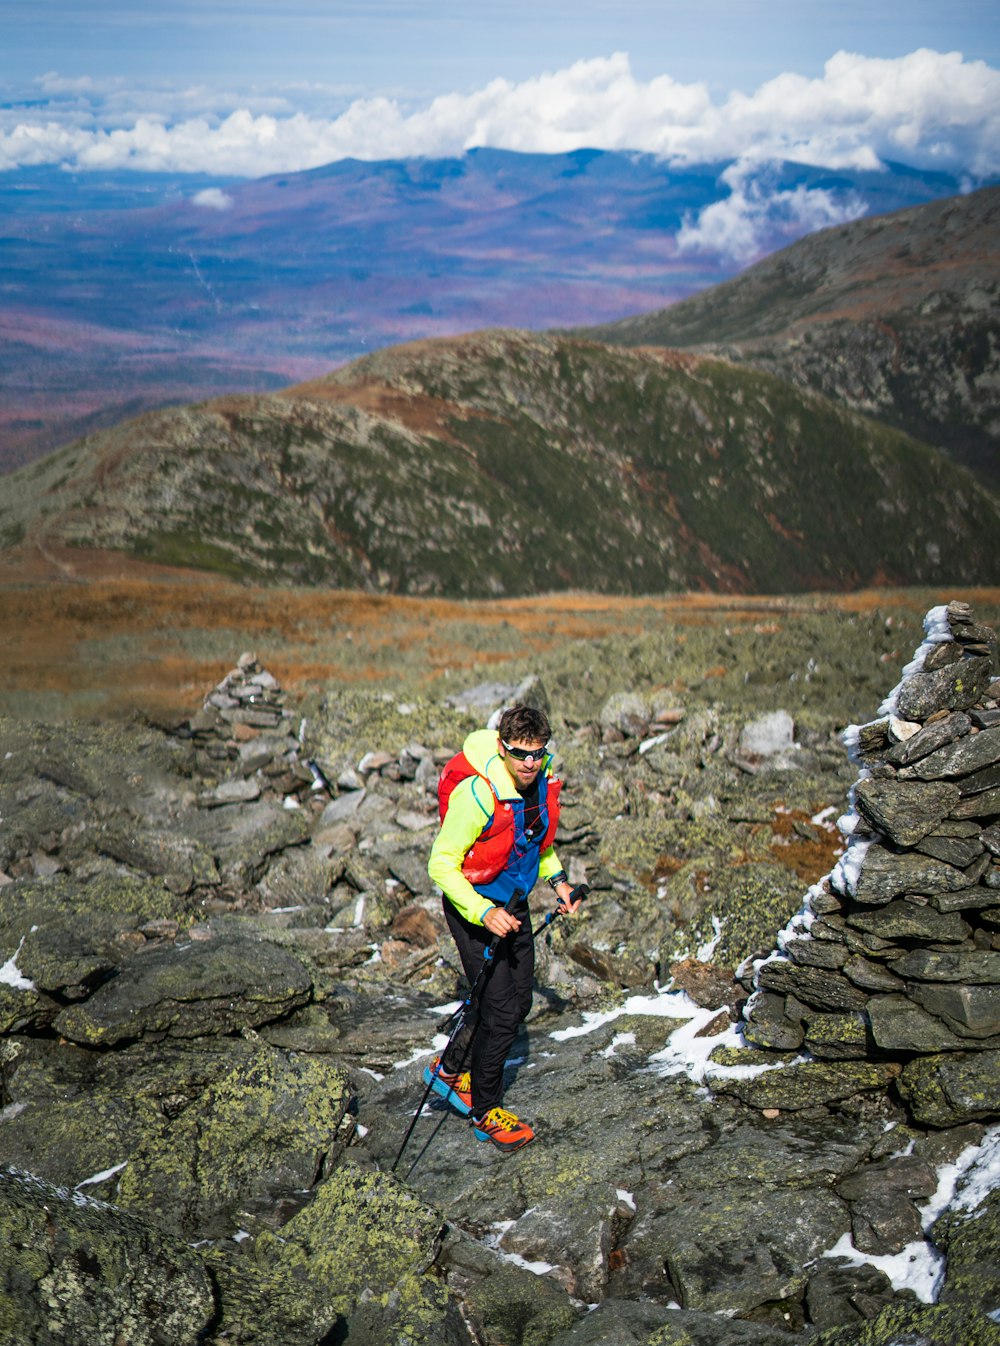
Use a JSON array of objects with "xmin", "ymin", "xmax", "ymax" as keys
[
  {"xmin": 553, "ymin": 880, "xmax": 583, "ymax": 915},
  {"xmin": 483, "ymin": 904, "xmax": 522, "ymax": 937}
]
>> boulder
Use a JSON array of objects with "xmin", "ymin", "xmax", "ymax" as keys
[
  {"xmin": 52, "ymin": 935, "xmax": 312, "ymax": 1046},
  {"xmin": 898, "ymin": 1050, "xmax": 1000, "ymax": 1125},
  {"xmin": 0, "ymin": 1166, "xmax": 215, "ymax": 1346}
]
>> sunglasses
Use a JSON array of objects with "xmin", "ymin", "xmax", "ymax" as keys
[{"xmin": 501, "ymin": 741, "xmax": 547, "ymax": 762}]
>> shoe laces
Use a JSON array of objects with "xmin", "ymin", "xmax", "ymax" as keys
[
  {"xmin": 439, "ymin": 1063, "xmax": 470, "ymax": 1091},
  {"xmin": 483, "ymin": 1106, "xmax": 520, "ymax": 1131}
]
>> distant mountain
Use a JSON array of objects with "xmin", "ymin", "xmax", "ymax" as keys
[
  {"xmin": 0, "ymin": 152, "xmax": 982, "ymax": 472},
  {"xmin": 2, "ymin": 331, "xmax": 996, "ymax": 596},
  {"xmin": 583, "ymin": 187, "xmax": 1000, "ymax": 491}
]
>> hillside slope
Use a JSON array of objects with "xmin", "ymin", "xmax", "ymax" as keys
[
  {"xmin": 2, "ymin": 331, "xmax": 997, "ymax": 596},
  {"xmin": 583, "ymin": 187, "xmax": 1000, "ymax": 489}
]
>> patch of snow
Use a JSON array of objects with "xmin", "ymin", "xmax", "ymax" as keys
[
  {"xmin": 639, "ymin": 731, "xmax": 671, "ymax": 755},
  {"xmin": 391, "ymin": 1035, "xmax": 448, "ymax": 1070},
  {"xmin": 352, "ymin": 893, "xmax": 366, "ymax": 927},
  {"xmin": 232, "ymin": 1229, "xmax": 252, "ymax": 1243},
  {"xmin": 823, "ymin": 1123, "xmax": 1000, "ymax": 1303},
  {"xmin": 0, "ymin": 935, "xmax": 35, "ymax": 991},
  {"xmin": 600, "ymin": 1032, "xmax": 636, "ymax": 1058},
  {"xmin": 696, "ymin": 915, "xmax": 724, "ymax": 962},
  {"xmin": 949, "ymin": 1125, "xmax": 1000, "ymax": 1215},
  {"xmin": 823, "ymin": 1232, "xmax": 941, "ymax": 1303},
  {"xmin": 649, "ymin": 1007, "xmax": 805, "ymax": 1085},
  {"xmin": 358, "ymin": 1067, "xmax": 384, "ymax": 1081},
  {"xmin": 484, "ymin": 1218, "xmax": 558, "ymax": 1277},
  {"xmin": 830, "ymin": 833, "xmax": 872, "ymax": 898},
  {"xmin": 616, "ymin": 1189, "xmax": 636, "ymax": 1211},
  {"xmin": 282, "ymin": 795, "xmax": 300, "ymax": 810},
  {"xmin": 877, "ymin": 604, "xmax": 951, "ymax": 718},
  {"xmin": 811, "ymin": 805, "xmax": 838, "ymax": 827},
  {"xmin": 550, "ymin": 989, "xmax": 709, "ymax": 1041},
  {"xmin": 75, "ymin": 1161, "xmax": 127, "ymax": 1190}
]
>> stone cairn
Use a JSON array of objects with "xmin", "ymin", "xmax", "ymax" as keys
[
  {"xmin": 741, "ymin": 601, "xmax": 1000, "ymax": 1126},
  {"xmin": 182, "ymin": 651, "xmax": 317, "ymax": 802}
]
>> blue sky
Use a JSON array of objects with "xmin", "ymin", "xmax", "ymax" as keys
[
  {"xmin": 1, "ymin": 1, "xmax": 998, "ymax": 177},
  {"xmin": 3, "ymin": 0, "xmax": 997, "ymax": 95}
]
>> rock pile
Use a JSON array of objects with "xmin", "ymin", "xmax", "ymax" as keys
[
  {"xmin": 741, "ymin": 601, "xmax": 1000, "ymax": 1127},
  {"xmin": 184, "ymin": 651, "xmax": 314, "ymax": 799}
]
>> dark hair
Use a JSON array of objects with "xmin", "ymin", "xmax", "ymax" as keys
[{"xmin": 498, "ymin": 704, "xmax": 551, "ymax": 745}]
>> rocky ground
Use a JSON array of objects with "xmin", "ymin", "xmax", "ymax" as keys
[{"xmin": 1, "ymin": 601, "xmax": 999, "ymax": 1345}]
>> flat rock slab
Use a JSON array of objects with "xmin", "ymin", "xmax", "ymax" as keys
[
  {"xmin": 853, "ymin": 844, "xmax": 984, "ymax": 904},
  {"xmin": 854, "ymin": 778, "xmax": 960, "ymax": 847},
  {"xmin": 845, "ymin": 898, "xmax": 971, "ymax": 944},
  {"xmin": 895, "ymin": 656, "xmax": 994, "ymax": 721},
  {"xmin": 117, "ymin": 1044, "xmax": 351, "ymax": 1239},
  {"xmin": 901, "ymin": 725, "xmax": 1000, "ymax": 782},
  {"xmin": 53, "ymin": 935, "xmax": 312, "ymax": 1045},
  {"xmin": 886, "ymin": 712, "xmax": 971, "ymax": 767},
  {"xmin": 892, "ymin": 948, "xmax": 1000, "ymax": 984},
  {"xmin": 709, "ymin": 1059, "xmax": 899, "ymax": 1111},
  {"xmin": 186, "ymin": 798, "xmax": 311, "ymax": 868},
  {"xmin": 908, "ymin": 982, "xmax": 1000, "ymax": 1039},
  {"xmin": 866, "ymin": 993, "xmax": 993, "ymax": 1054}
]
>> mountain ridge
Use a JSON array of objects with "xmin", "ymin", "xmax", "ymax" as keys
[
  {"xmin": 582, "ymin": 185, "xmax": 1000, "ymax": 489},
  {"xmin": 1, "ymin": 152, "xmax": 985, "ymax": 470},
  {"xmin": 2, "ymin": 330, "xmax": 996, "ymax": 597}
]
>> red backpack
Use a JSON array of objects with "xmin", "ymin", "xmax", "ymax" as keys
[{"xmin": 437, "ymin": 750, "xmax": 561, "ymax": 884}]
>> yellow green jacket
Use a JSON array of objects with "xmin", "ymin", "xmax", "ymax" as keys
[{"xmin": 428, "ymin": 728, "xmax": 564, "ymax": 924}]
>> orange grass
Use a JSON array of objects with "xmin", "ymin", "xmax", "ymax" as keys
[{"xmin": 2, "ymin": 548, "xmax": 997, "ymax": 721}]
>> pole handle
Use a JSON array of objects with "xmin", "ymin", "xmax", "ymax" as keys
[{"xmin": 485, "ymin": 888, "xmax": 525, "ymax": 956}]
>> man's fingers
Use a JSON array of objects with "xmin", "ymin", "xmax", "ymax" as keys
[{"xmin": 485, "ymin": 909, "xmax": 520, "ymax": 935}]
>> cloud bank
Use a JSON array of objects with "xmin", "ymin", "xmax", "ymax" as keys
[
  {"xmin": 677, "ymin": 161, "xmax": 870, "ymax": 263},
  {"xmin": 1, "ymin": 49, "xmax": 998, "ymax": 180}
]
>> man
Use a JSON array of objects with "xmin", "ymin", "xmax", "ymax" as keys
[{"xmin": 426, "ymin": 704, "xmax": 580, "ymax": 1151}]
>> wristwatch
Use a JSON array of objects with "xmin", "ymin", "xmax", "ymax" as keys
[{"xmin": 547, "ymin": 871, "xmax": 568, "ymax": 890}]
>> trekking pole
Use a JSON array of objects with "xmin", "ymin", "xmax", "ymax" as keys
[
  {"xmin": 391, "ymin": 888, "xmax": 524, "ymax": 1174},
  {"xmin": 531, "ymin": 883, "xmax": 589, "ymax": 938}
]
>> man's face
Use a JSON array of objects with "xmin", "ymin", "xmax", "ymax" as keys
[{"xmin": 498, "ymin": 737, "xmax": 546, "ymax": 790}]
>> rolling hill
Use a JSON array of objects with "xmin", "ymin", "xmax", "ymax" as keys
[
  {"xmin": 583, "ymin": 186, "xmax": 1000, "ymax": 490},
  {"xmin": 2, "ymin": 330, "xmax": 996, "ymax": 596}
]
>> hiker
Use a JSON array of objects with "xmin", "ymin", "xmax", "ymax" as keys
[{"xmin": 425, "ymin": 704, "xmax": 581, "ymax": 1151}]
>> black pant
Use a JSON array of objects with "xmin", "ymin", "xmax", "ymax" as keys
[{"xmin": 440, "ymin": 896, "xmax": 534, "ymax": 1119}]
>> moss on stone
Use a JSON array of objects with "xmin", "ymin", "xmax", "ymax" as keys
[
  {"xmin": 811, "ymin": 1301, "xmax": 1000, "ymax": 1346},
  {"xmin": 710, "ymin": 1060, "xmax": 899, "ymax": 1112},
  {"xmin": 116, "ymin": 1040, "xmax": 350, "ymax": 1238},
  {"xmin": 208, "ymin": 1163, "xmax": 444, "ymax": 1343}
]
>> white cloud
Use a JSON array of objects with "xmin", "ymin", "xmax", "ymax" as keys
[
  {"xmin": 191, "ymin": 186, "xmax": 233, "ymax": 209},
  {"xmin": 677, "ymin": 160, "xmax": 870, "ymax": 263},
  {"xmin": 0, "ymin": 49, "xmax": 997, "ymax": 178}
]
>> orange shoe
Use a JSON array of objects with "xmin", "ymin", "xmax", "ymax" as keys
[
  {"xmin": 422, "ymin": 1057, "xmax": 473, "ymax": 1115},
  {"xmin": 470, "ymin": 1107, "xmax": 535, "ymax": 1151}
]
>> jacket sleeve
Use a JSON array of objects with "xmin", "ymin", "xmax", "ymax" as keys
[
  {"xmin": 538, "ymin": 846, "xmax": 565, "ymax": 883},
  {"xmin": 427, "ymin": 776, "xmax": 497, "ymax": 926}
]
